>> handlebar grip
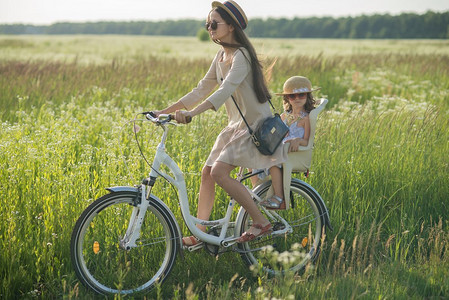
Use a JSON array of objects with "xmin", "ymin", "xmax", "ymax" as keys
[{"xmin": 169, "ymin": 114, "xmax": 192, "ymax": 124}]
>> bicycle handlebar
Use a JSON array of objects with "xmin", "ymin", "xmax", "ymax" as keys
[{"xmin": 143, "ymin": 111, "xmax": 191, "ymax": 124}]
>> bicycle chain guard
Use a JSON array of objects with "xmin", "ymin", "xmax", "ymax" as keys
[{"xmin": 204, "ymin": 225, "xmax": 235, "ymax": 256}]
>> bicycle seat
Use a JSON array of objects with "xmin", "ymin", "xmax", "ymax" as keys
[{"xmin": 282, "ymin": 98, "xmax": 328, "ymax": 209}]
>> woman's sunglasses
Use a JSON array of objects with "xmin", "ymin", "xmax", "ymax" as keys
[
  {"xmin": 286, "ymin": 93, "xmax": 308, "ymax": 100},
  {"xmin": 205, "ymin": 20, "xmax": 226, "ymax": 30}
]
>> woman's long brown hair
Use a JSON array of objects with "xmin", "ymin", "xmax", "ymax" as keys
[{"xmin": 211, "ymin": 7, "xmax": 271, "ymax": 104}]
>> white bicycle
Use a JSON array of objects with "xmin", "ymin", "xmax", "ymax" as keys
[{"xmin": 70, "ymin": 104, "xmax": 332, "ymax": 296}]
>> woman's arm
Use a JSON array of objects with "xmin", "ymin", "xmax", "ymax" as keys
[
  {"xmin": 174, "ymin": 49, "xmax": 250, "ymax": 123},
  {"xmin": 178, "ymin": 51, "xmax": 221, "ymax": 111},
  {"xmin": 174, "ymin": 100, "xmax": 214, "ymax": 124},
  {"xmin": 155, "ymin": 51, "xmax": 220, "ymax": 119},
  {"xmin": 206, "ymin": 48, "xmax": 250, "ymax": 111},
  {"xmin": 157, "ymin": 101, "xmax": 187, "ymax": 115}
]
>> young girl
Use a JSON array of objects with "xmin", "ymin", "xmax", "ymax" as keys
[{"xmin": 259, "ymin": 76, "xmax": 319, "ymax": 210}]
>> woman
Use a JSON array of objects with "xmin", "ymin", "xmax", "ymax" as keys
[{"xmin": 155, "ymin": 0, "xmax": 286, "ymax": 244}]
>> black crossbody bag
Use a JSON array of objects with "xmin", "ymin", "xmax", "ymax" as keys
[
  {"xmin": 231, "ymin": 95, "xmax": 289, "ymax": 156},
  {"xmin": 222, "ymin": 48, "xmax": 288, "ymax": 155}
]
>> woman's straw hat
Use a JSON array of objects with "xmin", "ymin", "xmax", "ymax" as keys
[
  {"xmin": 211, "ymin": 1, "xmax": 248, "ymax": 30},
  {"xmin": 275, "ymin": 76, "xmax": 321, "ymax": 95}
]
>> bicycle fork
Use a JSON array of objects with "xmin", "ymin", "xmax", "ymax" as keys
[{"xmin": 119, "ymin": 184, "xmax": 150, "ymax": 250}]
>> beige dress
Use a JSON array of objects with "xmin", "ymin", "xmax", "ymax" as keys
[{"xmin": 180, "ymin": 48, "xmax": 287, "ymax": 169}]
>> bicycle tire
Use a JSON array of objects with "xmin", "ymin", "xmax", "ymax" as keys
[
  {"xmin": 238, "ymin": 179, "xmax": 326, "ymax": 275},
  {"xmin": 70, "ymin": 191, "xmax": 179, "ymax": 295}
]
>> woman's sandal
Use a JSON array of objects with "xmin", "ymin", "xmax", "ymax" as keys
[
  {"xmin": 237, "ymin": 223, "xmax": 273, "ymax": 243},
  {"xmin": 259, "ymin": 195, "xmax": 286, "ymax": 210},
  {"xmin": 182, "ymin": 236, "xmax": 202, "ymax": 247}
]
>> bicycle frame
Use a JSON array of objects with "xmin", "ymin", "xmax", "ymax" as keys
[
  {"xmin": 71, "ymin": 111, "xmax": 332, "ymax": 295},
  {"xmin": 123, "ymin": 116, "xmax": 253, "ymax": 250}
]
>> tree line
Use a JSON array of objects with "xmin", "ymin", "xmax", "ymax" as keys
[{"xmin": 1, "ymin": 11, "xmax": 448, "ymax": 39}]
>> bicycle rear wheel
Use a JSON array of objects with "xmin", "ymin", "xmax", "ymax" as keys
[
  {"xmin": 238, "ymin": 179, "xmax": 325, "ymax": 275},
  {"xmin": 70, "ymin": 191, "xmax": 179, "ymax": 295}
]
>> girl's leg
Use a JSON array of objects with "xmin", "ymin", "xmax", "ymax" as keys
[
  {"xmin": 259, "ymin": 166, "xmax": 285, "ymax": 209},
  {"xmin": 210, "ymin": 161, "xmax": 270, "ymax": 236},
  {"xmin": 248, "ymin": 169, "xmax": 259, "ymax": 188},
  {"xmin": 269, "ymin": 166, "xmax": 284, "ymax": 200}
]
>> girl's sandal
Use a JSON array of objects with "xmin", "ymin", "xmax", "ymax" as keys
[
  {"xmin": 182, "ymin": 236, "xmax": 202, "ymax": 247},
  {"xmin": 260, "ymin": 195, "xmax": 286, "ymax": 210},
  {"xmin": 237, "ymin": 223, "xmax": 273, "ymax": 243}
]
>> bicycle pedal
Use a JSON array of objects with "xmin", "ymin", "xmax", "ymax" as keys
[
  {"xmin": 271, "ymin": 226, "xmax": 291, "ymax": 237},
  {"xmin": 272, "ymin": 222, "xmax": 286, "ymax": 231},
  {"xmin": 184, "ymin": 242, "xmax": 203, "ymax": 252}
]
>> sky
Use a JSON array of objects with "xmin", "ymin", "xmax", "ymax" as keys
[{"xmin": 1, "ymin": 0, "xmax": 448, "ymax": 25}]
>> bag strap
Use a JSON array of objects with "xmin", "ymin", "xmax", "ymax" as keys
[
  {"xmin": 219, "ymin": 48, "xmax": 279, "ymax": 136},
  {"xmin": 230, "ymin": 94, "xmax": 254, "ymax": 135},
  {"xmin": 230, "ymin": 92, "xmax": 280, "ymax": 132},
  {"xmin": 234, "ymin": 48, "xmax": 277, "ymax": 112}
]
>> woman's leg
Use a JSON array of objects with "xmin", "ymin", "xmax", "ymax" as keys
[
  {"xmin": 183, "ymin": 165, "xmax": 215, "ymax": 246},
  {"xmin": 210, "ymin": 161, "xmax": 270, "ymax": 236},
  {"xmin": 196, "ymin": 165, "xmax": 215, "ymax": 232}
]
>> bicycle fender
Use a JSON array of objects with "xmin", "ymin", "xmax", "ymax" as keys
[
  {"xmin": 106, "ymin": 186, "xmax": 184, "ymax": 252},
  {"xmin": 291, "ymin": 178, "xmax": 333, "ymax": 231},
  {"xmin": 106, "ymin": 186, "xmax": 140, "ymax": 193}
]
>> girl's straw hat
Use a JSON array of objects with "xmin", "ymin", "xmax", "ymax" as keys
[
  {"xmin": 211, "ymin": 1, "xmax": 248, "ymax": 30},
  {"xmin": 275, "ymin": 76, "xmax": 320, "ymax": 95}
]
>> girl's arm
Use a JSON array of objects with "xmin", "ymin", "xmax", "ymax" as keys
[
  {"xmin": 302, "ymin": 115, "xmax": 311, "ymax": 144},
  {"xmin": 280, "ymin": 112, "xmax": 287, "ymax": 121},
  {"xmin": 287, "ymin": 116, "xmax": 310, "ymax": 152}
]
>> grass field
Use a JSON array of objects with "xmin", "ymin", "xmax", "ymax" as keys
[{"xmin": 1, "ymin": 35, "xmax": 449, "ymax": 299}]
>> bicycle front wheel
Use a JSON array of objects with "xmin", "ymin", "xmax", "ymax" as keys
[
  {"xmin": 70, "ymin": 191, "xmax": 179, "ymax": 295},
  {"xmin": 238, "ymin": 179, "xmax": 325, "ymax": 275}
]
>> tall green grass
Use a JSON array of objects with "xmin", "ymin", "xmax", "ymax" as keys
[{"xmin": 1, "ymin": 36, "xmax": 448, "ymax": 299}]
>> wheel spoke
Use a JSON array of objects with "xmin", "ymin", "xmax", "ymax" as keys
[
  {"xmin": 71, "ymin": 192, "xmax": 178, "ymax": 295},
  {"xmin": 239, "ymin": 181, "xmax": 325, "ymax": 274}
]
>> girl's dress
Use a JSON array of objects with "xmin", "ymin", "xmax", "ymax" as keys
[
  {"xmin": 283, "ymin": 111, "xmax": 308, "ymax": 143},
  {"xmin": 254, "ymin": 110, "xmax": 308, "ymax": 178},
  {"xmin": 179, "ymin": 48, "xmax": 287, "ymax": 169}
]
